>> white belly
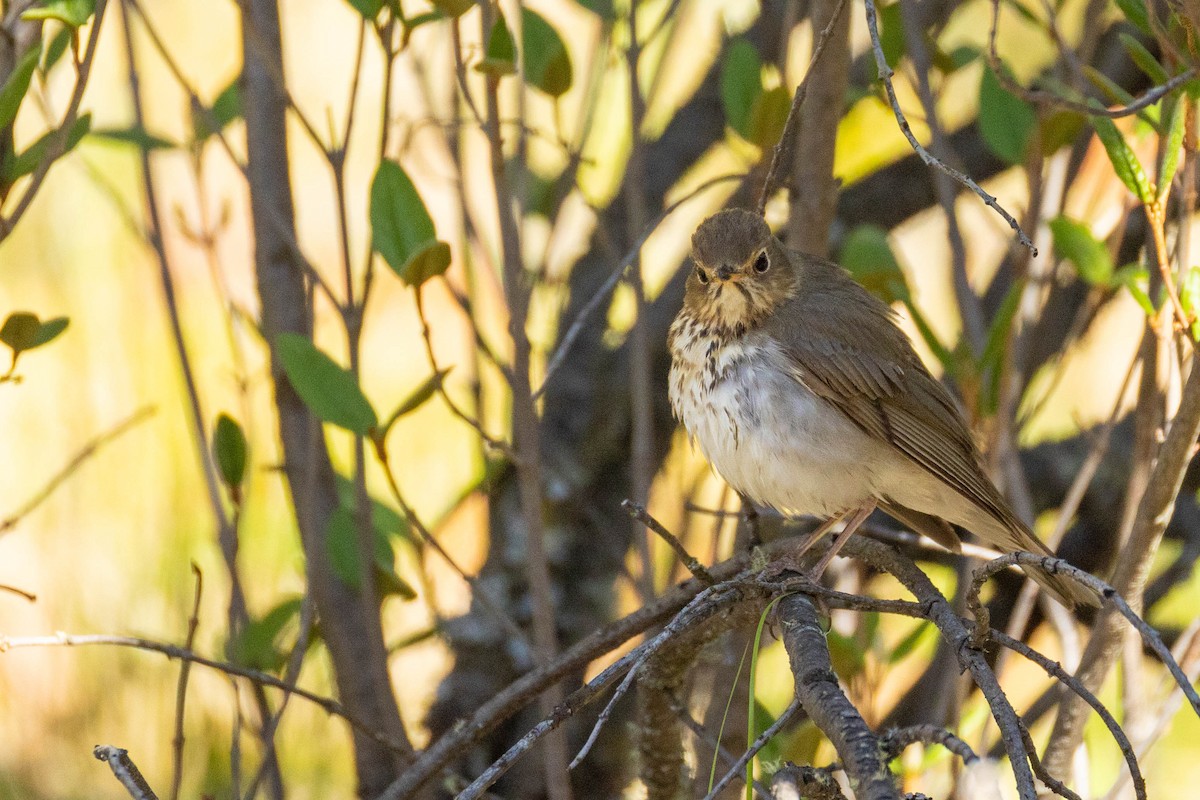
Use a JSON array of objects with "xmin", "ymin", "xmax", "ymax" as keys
[{"xmin": 669, "ymin": 325, "xmax": 890, "ymax": 516}]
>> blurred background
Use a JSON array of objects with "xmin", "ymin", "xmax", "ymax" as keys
[{"xmin": 2, "ymin": 0, "xmax": 1199, "ymax": 797}]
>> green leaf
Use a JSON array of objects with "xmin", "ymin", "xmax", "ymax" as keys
[
  {"xmin": 573, "ymin": 0, "xmax": 614, "ymax": 18},
  {"xmin": 213, "ymin": 413, "xmax": 248, "ymax": 488},
  {"xmin": 430, "ymin": 0, "xmax": 473, "ymax": 16},
  {"xmin": 840, "ymin": 224, "xmax": 910, "ymax": 304},
  {"xmin": 979, "ymin": 282, "xmax": 1022, "ymax": 415},
  {"xmin": 333, "ymin": 473, "xmax": 412, "ymax": 543},
  {"xmin": 1158, "ymin": 96, "xmax": 1187, "ymax": 201},
  {"xmin": 193, "ymin": 78, "xmax": 242, "ymax": 143},
  {"xmin": 878, "ymin": 1, "xmax": 906, "ymax": 67},
  {"xmin": 0, "ymin": 43, "xmax": 41, "ymax": 131},
  {"xmin": 749, "ymin": 84, "xmax": 790, "ymax": 150},
  {"xmin": 979, "ymin": 65, "xmax": 1036, "ymax": 165},
  {"xmin": 3, "ymin": 111, "xmax": 91, "ymax": 183},
  {"xmin": 1181, "ymin": 266, "xmax": 1200, "ymax": 340},
  {"xmin": 721, "ymin": 39, "xmax": 760, "ymax": 141},
  {"xmin": 888, "ymin": 621, "xmax": 933, "ymax": 664},
  {"xmin": 1115, "ymin": 0, "xmax": 1152, "ymax": 35},
  {"xmin": 41, "ymin": 27, "xmax": 72, "ymax": 74},
  {"xmin": 228, "ymin": 596, "xmax": 303, "ymax": 672},
  {"xmin": 326, "ymin": 505, "xmax": 416, "ymax": 598},
  {"xmin": 1116, "ymin": 264, "xmax": 1155, "ymax": 315},
  {"xmin": 827, "ymin": 630, "xmax": 867, "ymax": 676},
  {"xmin": 522, "ymin": 9, "xmax": 572, "ymax": 97},
  {"xmin": 477, "ymin": 11, "xmax": 516, "ymax": 76},
  {"xmin": 0, "ymin": 312, "xmax": 68, "ymax": 355},
  {"xmin": 380, "ymin": 369, "xmax": 450, "ymax": 438},
  {"xmin": 1091, "ymin": 115, "xmax": 1153, "ymax": 203},
  {"xmin": 1119, "ymin": 33, "xmax": 1169, "ymax": 85},
  {"xmin": 21, "ymin": 0, "xmax": 94, "ymax": 27},
  {"xmin": 90, "ymin": 126, "xmax": 177, "ymax": 150},
  {"xmin": 345, "ymin": 0, "xmax": 383, "ymax": 19},
  {"xmin": 275, "ymin": 333, "xmax": 378, "ymax": 435},
  {"xmin": 1049, "ymin": 216, "xmax": 1113, "ymax": 285},
  {"xmin": 369, "ymin": 161, "xmax": 451, "ymax": 287}
]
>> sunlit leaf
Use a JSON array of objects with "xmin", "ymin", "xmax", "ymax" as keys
[
  {"xmin": 1090, "ymin": 115, "xmax": 1153, "ymax": 203},
  {"xmin": 0, "ymin": 43, "xmax": 41, "ymax": 131},
  {"xmin": 979, "ymin": 65, "xmax": 1036, "ymax": 165},
  {"xmin": 41, "ymin": 27, "xmax": 72, "ymax": 74},
  {"xmin": 1039, "ymin": 110, "xmax": 1086, "ymax": 156},
  {"xmin": 1158, "ymin": 96, "xmax": 1187, "ymax": 201},
  {"xmin": 750, "ymin": 84, "xmax": 790, "ymax": 150},
  {"xmin": 21, "ymin": 0, "xmax": 94, "ymax": 27},
  {"xmin": 369, "ymin": 161, "xmax": 451, "ymax": 287},
  {"xmin": 1049, "ymin": 216, "xmax": 1113, "ymax": 285},
  {"xmin": 275, "ymin": 333, "xmax": 378, "ymax": 435},
  {"xmin": 522, "ymin": 9, "xmax": 572, "ymax": 97},
  {"xmin": 477, "ymin": 11, "xmax": 516, "ymax": 76},
  {"xmin": 1181, "ymin": 266, "xmax": 1200, "ymax": 340},
  {"xmin": 3, "ymin": 112, "xmax": 91, "ymax": 183},
  {"xmin": 1115, "ymin": 264, "xmax": 1155, "ymax": 315},
  {"xmin": 888, "ymin": 621, "xmax": 933, "ymax": 664},
  {"xmin": 212, "ymin": 413, "xmax": 248, "ymax": 489}
]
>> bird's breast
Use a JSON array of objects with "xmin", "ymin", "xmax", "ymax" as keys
[{"xmin": 668, "ymin": 314, "xmax": 888, "ymax": 517}]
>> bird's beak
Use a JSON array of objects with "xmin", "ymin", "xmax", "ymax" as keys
[{"xmin": 716, "ymin": 264, "xmax": 735, "ymax": 281}]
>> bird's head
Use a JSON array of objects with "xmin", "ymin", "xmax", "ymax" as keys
[{"xmin": 683, "ymin": 209, "xmax": 795, "ymax": 332}]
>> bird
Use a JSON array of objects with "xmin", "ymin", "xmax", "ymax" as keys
[{"xmin": 667, "ymin": 208, "xmax": 1099, "ymax": 608}]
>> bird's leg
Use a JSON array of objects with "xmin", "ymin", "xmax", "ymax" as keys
[
  {"xmin": 809, "ymin": 499, "xmax": 879, "ymax": 578},
  {"xmin": 759, "ymin": 513, "xmax": 847, "ymax": 581}
]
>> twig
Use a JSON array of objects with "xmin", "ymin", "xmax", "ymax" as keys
[
  {"xmin": 534, "ymin": 171, "xmax": 747, "ymax": 400},
  {"xmin": 0, "ymin": 584, "xmax": 35, "ymax": 602},
  {"xmin": 623, "ymin": 500, "xmax": 715, "ymax": 585},
  {"xmin": 94, "ymin": 745, "xmax": 158, "ymax": 800},
  {"xmin": 989, "ymin": 629, "xmax": 1145, "ymax": 800},
  {"xmin": 771, "ymin": 764, "xmax": 848, "ymax": 800},
  {"xmin": 863, "ymin": 0, "xmax": 1036, "ymax": 255},
  {"xmin": 701, "ymin": 699, "xmax": 802, "ymax": 800},
  {"xmin": 1, "ymin": 632, "xmax": 409, "ymax": 752},
  {"xmin": 0, "ymin": 0, "xmax": 109, "ymax": 238},
  {"xmin": 665, "ymin": 693, "xmax": 774, "ymax": 800},
  {"xmin": 0, "ymin": 406, "xmax": 154, "ymax": 535},
  {"xmin": 969, "ymin": 553, "xmax": 1200, "ymax": 717},
  {"xmin": 169, "ymin": 564, "xmax": 203, "ymax": 800},
  {"xmin": 756, "ymin": 0, "xmax": 850, "ymax": 213},
  {"xmin": 1016, "ymin": 716, "xmax": 1081, "ymax": 800},
  {"xmin": 881, "ymin": 724, "xmax": 978, "ymax": 764},
  {"xmin": 987, "ymin": 0, "xmax": 1196, "ymax": 119}
]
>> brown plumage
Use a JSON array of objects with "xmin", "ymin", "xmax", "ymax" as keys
[{"xmin": 668, "ymin": 209, "xmax": 1099, "ymax": 608}]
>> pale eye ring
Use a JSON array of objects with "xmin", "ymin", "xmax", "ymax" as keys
[
  {"xmin": 753, "ymin": 251, "xmax": 770, "ymax": 273},
  {"xmin": 695, "ymin": 266, "xmax": 710, "ymax": 284}
]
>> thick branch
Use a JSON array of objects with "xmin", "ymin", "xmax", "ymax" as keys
[{"xmin": 777, "ymin": 593, "xmax": 899, "ymax": 800}]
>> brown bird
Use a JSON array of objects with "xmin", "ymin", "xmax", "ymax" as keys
[{"xmin": 668, "ymin": 208, "xmax": 1099, "ymax": 608}]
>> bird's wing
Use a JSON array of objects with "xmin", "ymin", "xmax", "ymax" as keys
[{"xmin": 766, "ymin": 254, "xmax": 1044, "ymax": 553}]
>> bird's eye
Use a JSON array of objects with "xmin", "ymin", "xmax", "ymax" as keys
[
  {"xmin": 695, "ymin": 266, "xmax": 710, "ymax": 285},
  {"xmin": 753, "ymin": 251, "xmax": 770, "ymax": 273}
]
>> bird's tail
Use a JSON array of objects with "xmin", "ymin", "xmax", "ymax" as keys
[{"xmin": 1021, "ymin": 563, "xmax": 1102, "ymax": 609}]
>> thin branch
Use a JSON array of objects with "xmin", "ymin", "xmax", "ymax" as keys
[
  {"xmin": 94, "ymin": 745, "xmax": 158, "ymax": 800},
  {"xmin": 0, "ymin": 0, "xmax": 109, "ymax": 238},
  {"xmin": 169, "ymin": 565, "xmax": 203, "ymax": 800},
  {"xmin": 623, "ymin": 500, "xmax": 716, "ymax": 585},
  {"xmin": 701, "ymin": 699, "xmax": 802, "ymax": 800},
  {"xmin": 863, "ymin": 0, "xmax": 1036, "ymax": 255},
  {"xmin": 1, "ymin": 632, "xmax": 409, "ymax": 752},
  {"xmin": 756, "ymin": 0, "xmax": 850, "ymax": 213},
  {"xmin": 881, "ymin": 724, "xmax": 978, "ymax": 764},
  {"xmin": 0, "ymin": 406, "xmax": 154, "ymax": 535},
  {"xmin": 987, "ymin": 0, "xmax": 1197, "ymax": 119}
]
